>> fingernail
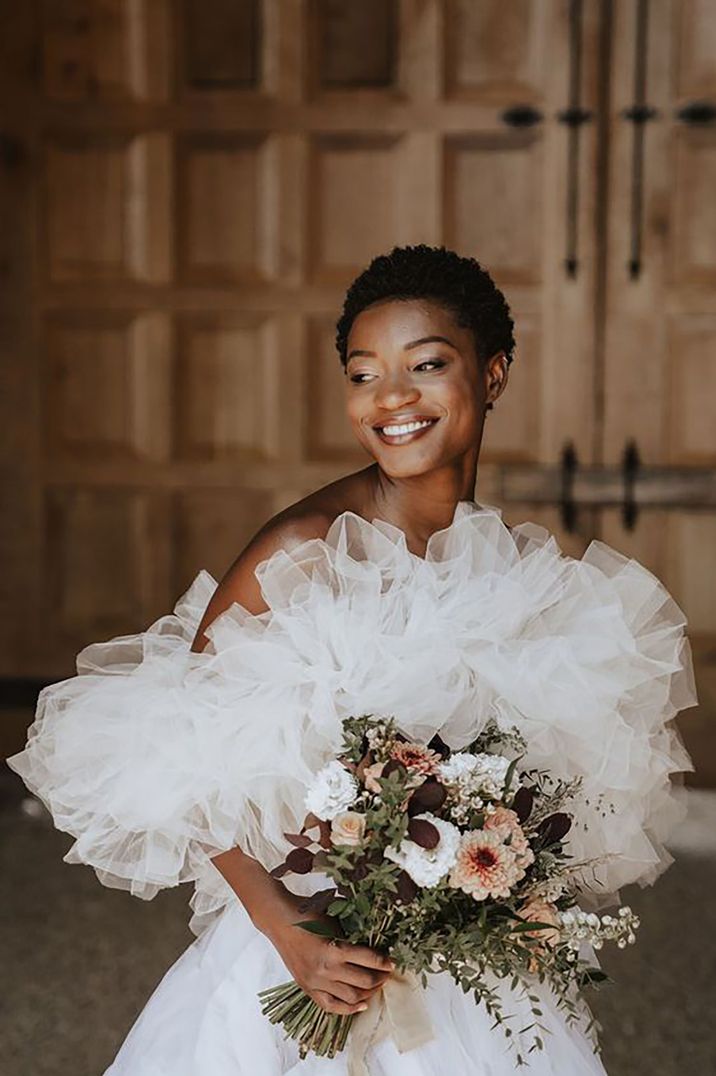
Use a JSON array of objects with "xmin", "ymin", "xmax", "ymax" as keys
[{"xmin": 358, "ymin": 1003, "xmax": 368, "ymax": 1011}]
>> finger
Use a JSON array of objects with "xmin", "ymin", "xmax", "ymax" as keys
[
  {"xmin": 332, "ymin": 963, "xmax": 391, "ymax": 991},
  {"xmin": 313, "ymin": 990, "xmax": 369, "ymax": 1016},
  {"xmin": 340, "ymin": 944, "xmax": 394, "ymax": 974},
  {"xmin": 323, "ymin": 979, "xmax": 374, "ymax": 1006}
]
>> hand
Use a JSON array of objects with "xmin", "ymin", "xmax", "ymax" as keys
[{"xmin": 264, "ymin": 894, "xmax": 394, "ymax": 1016}]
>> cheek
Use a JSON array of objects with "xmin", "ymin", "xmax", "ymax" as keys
[
  {"xmin": 443, "ymin": 375, "xmax": 482, "ymax": 417},
  {"xmin": 345, "ymin": 393, "xmax": 364, "ymax": 426}
]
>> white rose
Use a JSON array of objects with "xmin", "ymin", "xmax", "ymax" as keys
[
  {"xmin": 330, "ymin": 811, "xmax": 366, "ymax": 847},
  {"xmin": 384, "ymin": 813, "xmax": 461, "ymax": 889},
  {"xmin": 304, "ymin": 760, "xmax": 358, "ymax": 821}
]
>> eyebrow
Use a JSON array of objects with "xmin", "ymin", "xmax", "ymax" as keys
[{"xmin": 346, "ymin": 336, "xmax": 459, "ymax": 362}]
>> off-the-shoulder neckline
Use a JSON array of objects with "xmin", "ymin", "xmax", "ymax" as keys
[{"xmin": 320, "ymin": 499, "xmax": 511, "ymax": 563}]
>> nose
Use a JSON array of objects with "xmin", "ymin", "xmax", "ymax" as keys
[{"xmin": 373, "ymin": 369, "xmax": 421, "ymax": 410}]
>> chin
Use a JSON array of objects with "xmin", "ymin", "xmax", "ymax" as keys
[{"xmin": 369, "ymin": 455, "xmax": 443, "ymax": 478}]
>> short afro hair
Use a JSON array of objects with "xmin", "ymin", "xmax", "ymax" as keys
[{"xmin": 335, "ymin": 245, "xmax": 516, "ymax": 369}]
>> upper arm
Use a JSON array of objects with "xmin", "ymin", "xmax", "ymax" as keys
[{"xmin": 189, "ymin": 510, "xmax": 332, "ymax": 654}]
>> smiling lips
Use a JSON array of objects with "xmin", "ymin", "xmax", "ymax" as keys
[{"xmin": 373, "ymin": 417, "xmax": 440, "ymax": 444}]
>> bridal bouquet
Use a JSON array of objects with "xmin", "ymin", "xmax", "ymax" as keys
[{"xmin": 259, "ymin": 714, "xmax": 640, "ymax": 1067}]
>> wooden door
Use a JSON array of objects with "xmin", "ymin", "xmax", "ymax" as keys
[
  {"xmin": 2, "ymin": 0, "xmax": 598, "ymax": 679},
  {"xmin": 597, "ymin": 0, "xmax": 716, "ymax": 783},
  {"xmin": 499, "ymin": 0, "xmax": 716, "ymax": 784}
]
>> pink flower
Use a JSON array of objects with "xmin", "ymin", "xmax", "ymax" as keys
[
  {"xmin": 448, "ymin": 830, "xmax": 525, "ymax": 900},
  {"xmin": 517, "ymin": 898, "xmax": 562, "ymax": 949},
  {"xmin": 484, "ymin": 806, "xmax": 534, "ymax": 869},
  {"xmin": 390, "ymin": 742, "xmax": 441, "ymax": 777}
]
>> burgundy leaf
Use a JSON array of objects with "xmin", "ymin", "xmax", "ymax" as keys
[
  {"xmin": 408, "ymin": 817, "xmax": 440, "ymax": 849},
  {"xmin": 297, "ymin": 888, "xmax": 336, "ymax": 915},
  {"xmin": 284, "ymin": 831, "xmax": 314, "ymax": 849},
  {"xmin": 350, "ymin": 859, "xmax": 369, "ymax": 882},
  {"xmin": 511, "ymin": 786, "xmax": 534, "ymax": 824},
  {"xmin": 538, "ymin": 812, "xmax": 572, "ymax": 844},
  {"xmin": 396, "ymin": 870, "xmax": 418, "ymax": 904},
  {"xmin": 355, "ymin": 751, "xmax": 375, "ymax": 783},
  {"xmin": 285, "ymin": 847, "xmax": 315, "ymax": 874},
  {"xmin": 269, "ymin": 862, "xmax": 289, "ymax": 879},
  {"xmin": 408, "ymin": 779, "xmax": 447, "ymax": 816},
  {"xmin": 303, "ymin": 816, "xmax": 332, "ymax": 849},
  {"xmin": 427, "ymin": 733, "xmax": 451, "ymax": 759}
]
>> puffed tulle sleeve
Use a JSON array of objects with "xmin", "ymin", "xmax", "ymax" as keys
[{"xmin": 6, "ymin": 501, "xmax": 699, "ymax": 935}]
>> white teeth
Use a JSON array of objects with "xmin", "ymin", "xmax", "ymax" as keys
[{"xmin": 380, "ymin": 419, "xmax": 435, "ymax": 436}]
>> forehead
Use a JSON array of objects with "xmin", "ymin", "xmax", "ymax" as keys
[{"xmin": 347, "ymin": 298, "xmax": 475, "ymax": 356}]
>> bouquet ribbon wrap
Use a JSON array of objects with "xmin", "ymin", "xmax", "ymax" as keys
[{"xmin": 347, "ymin": 970, "xmax": 435, "ymax": 1075}]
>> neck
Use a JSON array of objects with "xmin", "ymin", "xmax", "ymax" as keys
[{"xmin": 360, "ymin": 462, "xmax": 478, "ymax": 548}]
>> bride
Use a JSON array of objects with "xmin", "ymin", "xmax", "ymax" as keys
[{"xmin": 8, "ymin": 245, "xmax": 697, "ymax": 1074}]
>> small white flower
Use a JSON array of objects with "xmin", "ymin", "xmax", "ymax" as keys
[
  {"xmin": 385, "ymin": 814, "xmax": 461, "ymax": 889},
  {"xmin": 439, "ymin": 752, "xmax": 512, "ymax": 804},
  {"xmin": 304, "ymin": 760, "xmax": 359, "ymax": 821}
]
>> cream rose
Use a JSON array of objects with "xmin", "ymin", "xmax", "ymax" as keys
[
  {"xmin": 330, "ymin": 810, "xmax": 366, "ymax": 847},
  {"xmin": 363, "ymin": 761, "xmax": 385, "ymax": 794}
]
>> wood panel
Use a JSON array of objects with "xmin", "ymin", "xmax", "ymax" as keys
[
  {"xmin": 307, "ymin": 134, "xmax": 405, "ymax": 281},
  {"xmin": 309, "ymin": 0, "xmax": 396, "ymax": 90},
  {"xmin": 444, "ymin": 0, "xmax": 548, "ymax": 98},
  {"xmin": 443, "ymin": 133, "xmax": 543, "ymax": 283},
  {"xmin": 174, "ymin": 314, "xmax": 280, "ymax": 462},
  {"xmin": 45, "ymin": 312, "xmax": 170, "ymax": 463},
  {"xmin": 176, "ymin": 133, "xmax": 275, "ymax": 284},
  {"xmin": 182, "ymin": 0, "xmax": 261, "ymax": 90},
  {"xmin": 44, "ymin": 486, "xmax": 169, "ymax": 644},
  {"xmin": 42, "ymin": 0, "xmax": 170, "ymax": 101},
  {"xmin": 44, "ymin": 133, "xmax": 171, "ymax": 283}
]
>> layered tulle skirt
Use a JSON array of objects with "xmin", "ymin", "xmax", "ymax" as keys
[{"xmin": 104, "ymin": 898, "xmax": 608, "ymax": 1075}]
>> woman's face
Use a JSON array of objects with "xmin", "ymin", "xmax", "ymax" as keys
[{"xmin": 344, "ymin": 298, "xmax": 507, "ymax": 477}]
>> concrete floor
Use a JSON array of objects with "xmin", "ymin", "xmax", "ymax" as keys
[{"xmin": 2, "ymin": 773, "xmax": 715, "ymax": 1076}]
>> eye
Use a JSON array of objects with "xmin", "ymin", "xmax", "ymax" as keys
[{"xmin": 349, "ymin": 360, "xmax": 445, "ymax": 384}]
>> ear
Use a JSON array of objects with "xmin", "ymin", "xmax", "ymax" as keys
[{"xmin": 485, "ymin": 351, "xmax": 510, "ymax": 406}]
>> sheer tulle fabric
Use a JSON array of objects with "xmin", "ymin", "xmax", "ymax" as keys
[
  {"xmin": 8, "ymin": 500, "xmax": 697, "ymax": 938},
  {"xmin": 103, "ymin": 899, "xmax": 608, "ymax": 1075}
]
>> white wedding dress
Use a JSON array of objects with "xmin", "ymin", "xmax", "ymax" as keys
[{"xmin": 7, "ymin": 500, "xmax": 698, "ymax": 1075}]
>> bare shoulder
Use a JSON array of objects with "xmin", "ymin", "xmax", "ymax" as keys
[{"xmin": 189, "ymin": 497, "xmax": 336, "ymax": 653}]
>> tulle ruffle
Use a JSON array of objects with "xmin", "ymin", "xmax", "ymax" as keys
[{"xmin": 7, "ymin": 500, "xmax": 697, "ymax": 934}]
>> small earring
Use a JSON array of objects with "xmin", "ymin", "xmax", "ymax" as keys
[{"xmin": 486, "ymin": 402, "xmax": 494, "ymax": 411}]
